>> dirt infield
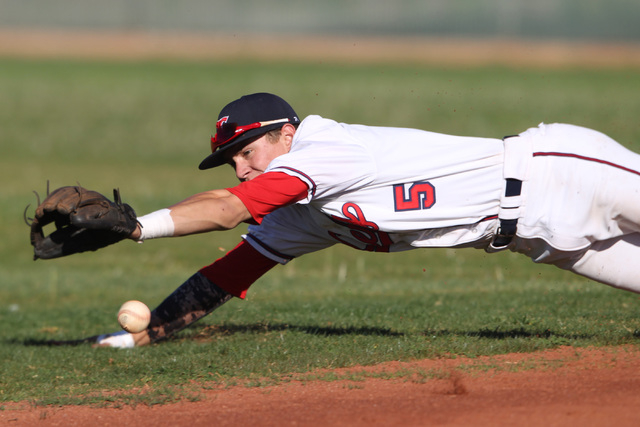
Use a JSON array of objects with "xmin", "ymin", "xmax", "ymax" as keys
[
  {"xmin": 2, "ymin": 345, "xmax": 640, "ymax": 426},
  {"xmin": 1, "ymin": 29, "xmax": 640, "ymax": 68}
]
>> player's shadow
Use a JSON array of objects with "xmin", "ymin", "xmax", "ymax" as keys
[
  {"xmin": 188, "ymin": 322, "xmax": 404, "ymax": 340},
  {"xmin": 423, "ymin": 327, "xmax": 599, "ymax": 340},
  {"xmin": 14, "ymin": 323, "xmax": 404, "ymax": 347},
  {"xmin": 17, "ymin": 324, "xmax": 633, "ymax": 347},
  {"xmin": 14, "ymin": 336, "xmax": 100, "ymax": 347}
]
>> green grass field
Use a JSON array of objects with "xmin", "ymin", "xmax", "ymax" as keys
[{"xmin": 1, "ymin": 57, "xmax": 640, "ymax": 406}]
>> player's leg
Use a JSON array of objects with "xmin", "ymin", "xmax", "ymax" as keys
[
  {"xmin": 538, "ymin": 125, "xmax": 640, "ymax": 233},
  {"xmin": 555, "ymin": 234, "xmax": 640, "ymax": 293},
  {"xmin": 517, "ymin": 125, "xmax": 640, "ymax": 262},
  {"xmin": 512, "ymin": 232, "xmax": 640, "ymax": 293}
]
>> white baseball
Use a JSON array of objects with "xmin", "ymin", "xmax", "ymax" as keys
[{"xmin": 117, "ymin": 300, "xmax": 151, "ymax": 333}]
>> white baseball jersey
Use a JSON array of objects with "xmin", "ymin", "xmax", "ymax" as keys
[
  {"xmin": 244, "ymin": 115, "xmax": 505, "ymax": 263},
  {"xmin": 225, "ymin": 116, "xmax": 640, "ymax": 293}
]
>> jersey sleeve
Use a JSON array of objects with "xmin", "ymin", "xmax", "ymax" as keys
[
  {"xmin": 226, "ymin": 171, "xmax": 309, "ymax": 224},
  {"xmin": 199, "ymin": 240, "xmax": 278, "ymax": 299},
  {"xmin": 264, "ymin": 116, "xmax": 378, "ymax": 204}
]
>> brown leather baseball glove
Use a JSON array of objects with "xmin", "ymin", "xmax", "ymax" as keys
[{"xmin": 27, "ymin": 185, "xmax": 138, "ymax": 260}]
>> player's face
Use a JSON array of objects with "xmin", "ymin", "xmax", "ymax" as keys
[{"xmin": 227, "ymin": 128, "xmax": 293, "ymax": 182}]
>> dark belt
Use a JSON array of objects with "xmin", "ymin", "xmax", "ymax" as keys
[{"xmin": 491, "ymin": 177, "xmax": 522, "ymax": 248}]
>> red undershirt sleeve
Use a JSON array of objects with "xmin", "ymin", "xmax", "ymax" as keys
[
  {"xmin": 199, "ymin": 240, "xmax": 278, "ymax": 299},
  {"xmin": 226, "ymin": 171, "xmax": 309, "ymax": 224},
  {"xmin": 202, "ymin": 172, "xmax": 307, "ymax": 298}
]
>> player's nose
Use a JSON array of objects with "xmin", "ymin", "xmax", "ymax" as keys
[{"xmin": 234, "ymin": 160, "xmax": 251, "ymax": 182}]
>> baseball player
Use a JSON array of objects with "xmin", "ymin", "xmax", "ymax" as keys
[{"xmin": 29, "ymin": 92, "xmax": 640, "ymax": 348}]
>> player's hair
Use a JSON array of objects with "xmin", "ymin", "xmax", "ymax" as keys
[
  {"xmin": 265, "ymin": 129, "xmax": 280, "ymax": 143},
  {"xmin": 265, "ymin": 124, "xmax": 299, "ymax": 143}
]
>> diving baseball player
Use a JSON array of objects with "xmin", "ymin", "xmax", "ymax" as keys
[{"xmin": 29, "ymin": 93, "xmax": 640, "ymax": 348}]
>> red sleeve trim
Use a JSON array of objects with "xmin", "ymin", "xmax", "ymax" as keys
[
  {"xmin": 227, "ymin": 171, "xmax": 308, "ymax": 224},
  {"xmin": 199, "ymin": 240, "xmax": 278, "ymax": 299}
]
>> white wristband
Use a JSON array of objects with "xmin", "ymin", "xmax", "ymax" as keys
[
  {"xmin": 137, "ymin": 208, "xmax": 175, "ymax": 241},
  {"xmin": 96, "ymin": 331, "xmax": 135, "ymax": 349}
]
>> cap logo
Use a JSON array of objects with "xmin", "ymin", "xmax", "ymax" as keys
[{"xmin": 217, "ymin": 116, "xmax": 229, "ymax": 128}]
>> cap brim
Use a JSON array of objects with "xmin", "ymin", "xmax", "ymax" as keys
[
  {"xmin": 198, "ymin": 123, "xmax": 284, "ymax": 170},
  {"xmin": 198, "ymin": 139, "xmax": 242, "ymax": 170}
]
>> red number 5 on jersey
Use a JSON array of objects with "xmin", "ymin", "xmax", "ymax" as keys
[{"xmin": 393, "ymin": 182, "xmax": 436, "ymax": 212}]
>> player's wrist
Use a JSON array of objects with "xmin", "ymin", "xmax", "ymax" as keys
[{"xmin": 136, "ymin": 209, "xmax": 175, "ymax": 241}]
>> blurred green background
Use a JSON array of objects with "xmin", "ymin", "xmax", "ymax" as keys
[{"xmin": 1, "ymin": 0, "xmax": 639, "ymax": 41}]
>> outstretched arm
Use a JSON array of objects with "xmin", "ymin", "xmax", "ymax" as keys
[
  {"xmin": 96, "ymin": 239, "xmax": 279, "ymax": 347},
  {"xmin": 130, "ymin": 189, "xmax": 251, "ymax": 240}
]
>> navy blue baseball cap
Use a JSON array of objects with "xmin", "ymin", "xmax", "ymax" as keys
[{"xmin": 199, "ymin": 93, "xmax": 300, "ymax": 170}]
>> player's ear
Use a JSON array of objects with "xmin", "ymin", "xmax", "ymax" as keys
[{"xmin": 281, "ymin": 123, "xmax": 296, "ymax": 150}]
